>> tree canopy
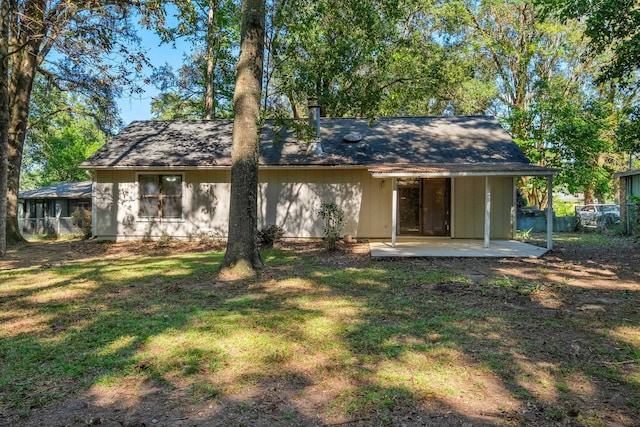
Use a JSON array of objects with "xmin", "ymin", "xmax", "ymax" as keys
[
  {"xmin": 538, "ymin": 0, "xmax": 640, "ymax": 82},
  {"xmin": 3, "ymin": 0, "xmax": 149, "ymax": 244}
]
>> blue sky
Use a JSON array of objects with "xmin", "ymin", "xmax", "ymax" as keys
[{"xmin": 116, "ymin": 26, "xmax": 190, "ymax": 124}]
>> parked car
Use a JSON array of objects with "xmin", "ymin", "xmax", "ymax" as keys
[{"xmin": 575, "ymin": 204, "xmax": 620, "ymax": 229}]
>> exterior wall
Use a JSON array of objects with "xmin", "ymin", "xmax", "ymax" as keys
[
  {"xmin": 452, "ymin": 176, "xmax": 514, "ymax": 239},
  {"xmin": 630, "ymin": 174, "xmax": 640, "ymax": 197},
  {"xmin": 94, "ymin": 170, "xmax": 232, "ymax": 240},
  {"xmin": 94, "ymin": 168, "xmax": 392, "ymax": 240},
  {"xmin": 94, "ymin": 169, "xmax": 516, "ymax": 241},
  {"xmin": 620, "ymin": 173, "xmax": 640, "ymax": 234},
  {"xmin": 259, "ymin": 169, "xmax": 391, "ymax": 238}
]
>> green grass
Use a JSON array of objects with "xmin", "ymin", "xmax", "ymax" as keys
[{"xmin": 1, "ymin": 236, "xmax": 639, "ymax": 424}]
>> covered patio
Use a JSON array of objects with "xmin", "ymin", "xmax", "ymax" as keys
[
  {"xmin": 368, "ymin": 164, "xmax": 558, "ymax": 255},
  {"xmin": 369, "ymin": 238, "xmax": 549, "ymax": 258}
]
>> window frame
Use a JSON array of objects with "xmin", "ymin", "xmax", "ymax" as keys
[{"xmin": 137, "ymin": 172, "xmax": 185, "ymax": 222}]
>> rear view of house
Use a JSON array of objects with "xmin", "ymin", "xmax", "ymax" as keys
[{"xmin": 80, "ymin": 114, "xmax": 555, "ymax": 246}]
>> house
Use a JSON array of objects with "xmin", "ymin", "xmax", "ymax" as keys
[
  {"xmin": 615, "ymin": 168, "xmax": 640, "ymax": 233},
  {"xmin": 18, "ymin": 181, "xmax": 92, "ymax": 235},
  {"xmin": 80, "ymin": 112, "xmax": 557, "ymax": 248}
]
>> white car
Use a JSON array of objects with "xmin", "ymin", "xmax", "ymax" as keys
[{"xmin": 575, "ymin": 204, "xmax": 620, "ymax": 228}]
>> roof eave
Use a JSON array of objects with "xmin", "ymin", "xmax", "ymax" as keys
[
  {"xmin": 614, "ymin": 168, "xmax": 640, "ymax": 178},
  {"xmin": 370, "ymin": 170, "xmax": 557, "ymax": 178}
]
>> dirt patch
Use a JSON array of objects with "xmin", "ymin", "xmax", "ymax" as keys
[{"xmin": 1, "ymin": 235, "xmax": 639, "ymax": 427}]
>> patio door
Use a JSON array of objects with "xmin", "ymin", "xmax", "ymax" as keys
[{"xmin": 397, "ymin": 178, "xmax": 450, "ymax": 236}]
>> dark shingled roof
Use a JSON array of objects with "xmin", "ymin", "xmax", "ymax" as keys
[
  {"xmin": 81, "ymin": 116, "xmax": 555, "ymax": 175},
  {"xmin": 19, "ymin": 181, "xmax": 92, "ymax": 200}
]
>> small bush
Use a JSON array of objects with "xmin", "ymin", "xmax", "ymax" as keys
[
  {"xmin": 71, "ymin": 208, "xmax": 92, "ymax": 239},
  {"xmin": 258, "ymin": 224, "xmax": 285, "ymax": 248},
  {"xmin": 157, "ymin": 232, "xmax": 174, "ymax": 247},
  {"xmin": 44, "ymin": 225, "xmax": 59, "ymax": 240},
  {"xmin": 197, "ymin": 232, "xmax": 220, "ymax": 245},
  {"xmin": 317, "ymin": 202, "xmax": 345, "ymax": 251}
]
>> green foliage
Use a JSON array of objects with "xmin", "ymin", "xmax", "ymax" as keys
[
  {"xmin": 266, "ymin": 0, "xmax": 492, "ymax": 118},
  {"xmin": 148, "ymin": 0, "xmax": 240, "ymax": 119},
  {"xmin": 258, "ymin": 224, "xmax": 284, "ymax": 248},
  {"xmin": 71, "ymin": 208, "xmax": 92, "ymax": 239},
  {"xmin": 317, "ymin": 202, "xmax": 345, "ymax": 251},
  {"xmin": 484, "ymin": 275, "xmax": 542, "ymax": 296},
  {"xmin": 547, "ymin": 96, "xmax": 615, "ymax": 199},
  {"xmin": 553, "ymin": 200, "xmax": 577, "ymax": 217},
  {"xmin": 516, "ymin": 228, "xmax": 533, "ymax": 241},
  {"xmin": 538, "ymin": 0, "xmax": 640, "ymax": 82},
  {"xmin": 616, "ymin": 105, "xmax": 640, "ymax": 155},
  {"xmin": 271, "ymin": 116, "xmax": 316, "ymax": 144},
  {"xmin": 21, "ymin": 80, "xmax": 107, "ymax": 190},
  {"xmin": 150, "ymin": 88, "xmax": 207, "ymax": 120},
  {"xmin": 150, "ymin": 51, "xmax": 236, "ymax": 119},
  {"xmin": 158, "ymin": 232, "xmax": 175, "ymax": 247}
]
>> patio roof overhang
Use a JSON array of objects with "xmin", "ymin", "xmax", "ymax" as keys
[{"xmin": 368, "ymin": 163, "xmax": 558, "ymax": 178}]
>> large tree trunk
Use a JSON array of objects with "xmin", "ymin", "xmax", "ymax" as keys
[
  {"xmin": 204, "ymin": 0, "xmax": 217, "ymax": 120},
  {"xmin": 5, "ymin": 0, "xmax": 45, "ymax": 245},
  {"xmin": 0, "ymin": 0, "xmax": 10, "ymax": 256},
  {"xmin": 220, "ymin": 0, "xmax": 265, "ymax": 277}
]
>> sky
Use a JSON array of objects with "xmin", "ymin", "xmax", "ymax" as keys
[{"xmin": 116, "ymin": 26, "xmax": 190, "ymax": 125}]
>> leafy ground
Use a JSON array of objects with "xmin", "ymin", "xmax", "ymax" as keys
[{"xmin": 0, "ymin": 234, "xmax": 638, "ymax": 427}]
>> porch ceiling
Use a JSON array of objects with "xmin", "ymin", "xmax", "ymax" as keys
[{"xmin": 369, "ymin": 239, "xmax": 549, "ymax": 258}]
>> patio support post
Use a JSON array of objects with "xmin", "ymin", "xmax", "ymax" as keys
[
  {"xmin": 546, "ymin": 175, "xmax": 553, "ymax": 250},
  {"xmin": 484, "ymin": 176, "xmax": 491, "ymax": 248},
  {"xmin": 391, "ymin": 178, "xmax": 397, "ymax": 247},
  {"xmin": 512, "ymin": 177, "xmax": 518, "ymax": 239},
  {"xmin": 92, "ymin": 182, "xmax": 97, "ymax": 238}
]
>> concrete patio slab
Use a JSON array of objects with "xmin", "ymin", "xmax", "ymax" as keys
[{"xmin": 369, "ymin": 239, "xmax": 549, "ymax": 258}]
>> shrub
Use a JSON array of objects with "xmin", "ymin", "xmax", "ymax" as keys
[
  {"xmin": 258, "ymin": 224, "xmax": 284, "ymax": 248},
  {"xmin": 44, "ymin": 225, "xmax": 58, "ymax": 240},
  {"xmin": 195, "ymin": 231, "xmax": 219, "ymax": 245},
  {"xmin": 157, "ymin": 232, "xmax": 174, "ymax": 247},
  {"xmin": 317, "ymin": 202, "xmax": 345, "ymax": 251},
  {"xmin": 71, "ymin": 208, "xmax": 92, "ymax": 239}
]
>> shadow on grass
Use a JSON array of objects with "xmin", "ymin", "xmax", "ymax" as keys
[{"xmin": 0, "ymin": 237, "xmax": 638, "ymax": 426}]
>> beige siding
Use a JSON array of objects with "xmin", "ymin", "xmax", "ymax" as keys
[
  {"xmin": 95, "ymin": 169, "xmax": 515, "ymax": 241},
  {"xmin": 94, "ymin": 170, "xmax": 231, "ymax": 240},
  {"xmin": 95, "ymin": 168, "xmax": 392, "ymax": 240},
  {"xmin": 259, "ymin": 169, "xmax": 391, "ymax": 238},
  {"xmin": 453, "ymin": 176, "xmax": 514, "ymax": 239}
]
